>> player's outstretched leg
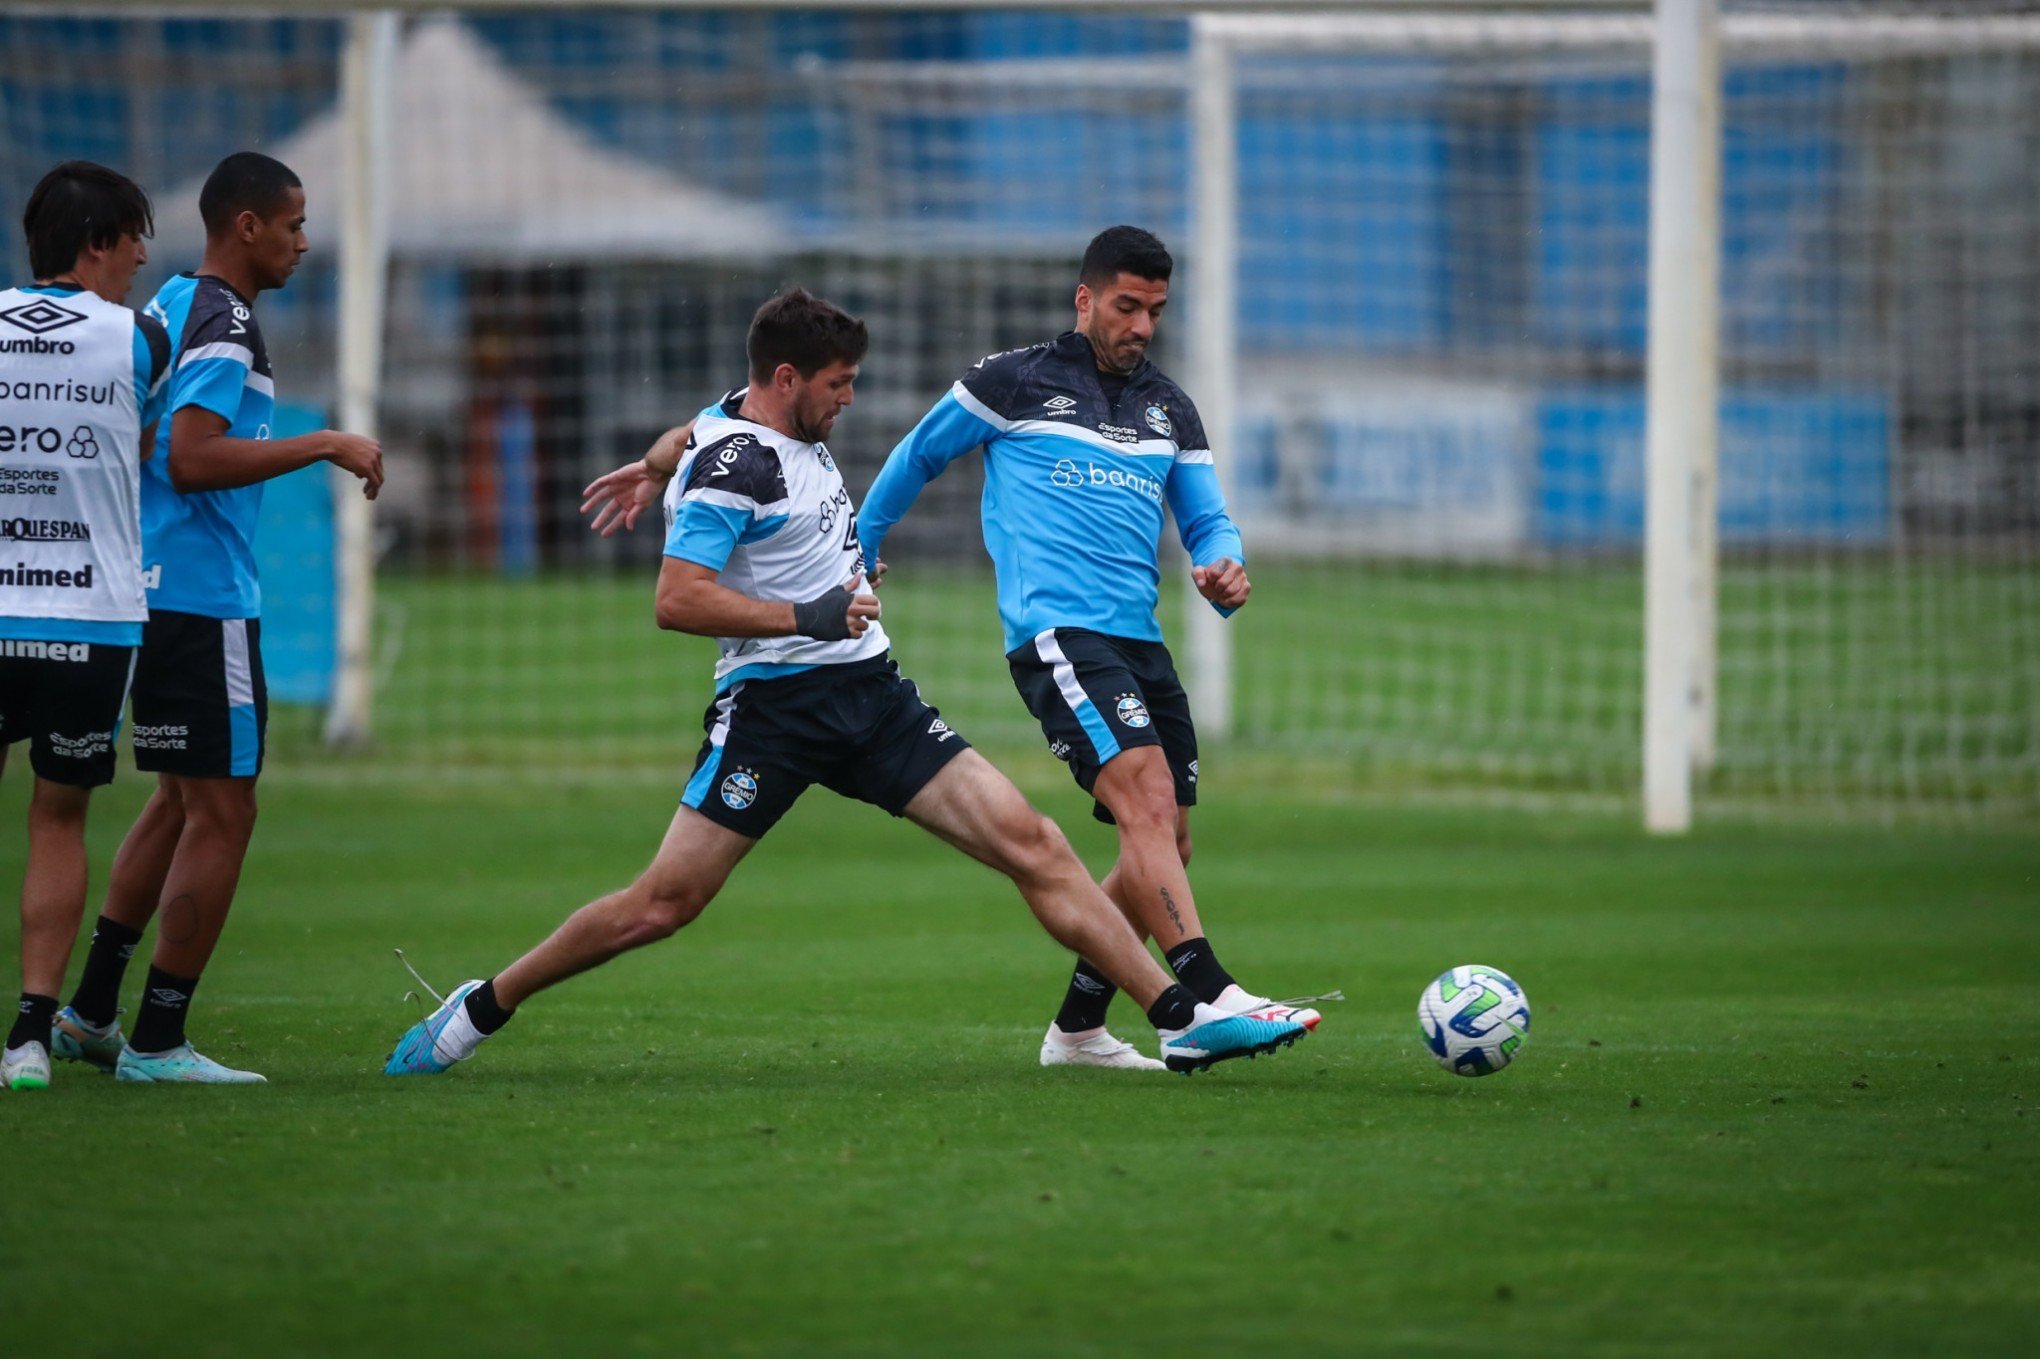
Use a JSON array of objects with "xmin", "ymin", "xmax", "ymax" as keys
[
  {"xmin": 385, "ymin": 805, "xmax": 754, "ymax": 1076},
  {"xmin": 901, "ymin": 750, "xmax": 1304, "ymax": 1074}
]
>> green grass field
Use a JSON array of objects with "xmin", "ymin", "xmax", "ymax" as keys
[
  {"xmin": 327, "ymin": 561, "xmax": 2036, "ymax": 818},
  {"xmin": 3, "ymin": 768, "xmax": 2036, "ymax": 1356}
]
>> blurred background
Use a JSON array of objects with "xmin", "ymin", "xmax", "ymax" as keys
[{"xmin": 1, "ymin": 2, "xmax": 2032, "ymax": 820}]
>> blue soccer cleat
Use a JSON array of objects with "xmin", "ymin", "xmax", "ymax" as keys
[
  {"xmin": 1157, "ymin": 1002, "xmax": 1308, "ymax": 1074},
  {"xmin": 51, "ymin": 1006, "xmax": 126, "ymax": 1072},
  {"xmin": 115, "ymin": 1043, "xmax": 265, "ymax": 1084},
  {"xmin": 384, "ymin": 978, "xmax": 486, "ymax": 1076}
]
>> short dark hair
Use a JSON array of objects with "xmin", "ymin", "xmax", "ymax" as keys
[
  {"xmin": 23, "ymin": 160, "xmax": 153, "ymax": 279},
  {"xmin": 746, "ymin": 287, "xmax": 869, "ymax": 381},
  {"xmin": 1080, "ymin": 225, "xmax": 1172, "ymax": 289},
  {"xmin": 199, "ymin": 151, "xmax": 302, "ymax": 237}
]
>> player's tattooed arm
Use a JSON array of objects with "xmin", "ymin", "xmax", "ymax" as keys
[{"xmin": 581, "ymin": 418, "xmax": 698, "ymax": 537}]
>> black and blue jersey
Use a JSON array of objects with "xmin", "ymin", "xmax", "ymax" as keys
[
  {"xmin": 141, "ymin": 272, "xmax": 275, "ymax": 620},
  {"xmin": 859, "ymin": 331, "xmax": 1245, "ymax": 653}
]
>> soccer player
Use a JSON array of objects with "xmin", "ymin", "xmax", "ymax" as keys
[
  {"xmin": 49, "ymin": 151, "xmax": 382, "ymax": 1084},
  {"xmin": 385, "ymin": 288, "xmax": 1305, "ymax": 1078},
  {"xmin": 855, "ymin": 225, "xmax": 1317, "ymax": 1070},
  {"xmin": 0, "ymin": 162, "xmax": 168, "ymax": 1092}
]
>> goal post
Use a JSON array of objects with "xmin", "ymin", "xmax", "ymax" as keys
[
  {"xmin": 1191, "ymin": 3, "xmax": 2040, "ymax": 827},
  {"xmin": 1642, "ymin": 0, "xmax": 1720, "ymax": 833},
  {"xmin": 325, "ymin": 10, "xmax": 398, "ymax": 748}
]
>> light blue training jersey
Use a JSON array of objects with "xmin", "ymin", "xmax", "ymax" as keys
[
  {"xmin": 140, "ymin": 272, "xmax": 275, "ymax": 619},
  {"xmin": 859, "ymin": 331, "xmax": 1244, "ymax": 654}
]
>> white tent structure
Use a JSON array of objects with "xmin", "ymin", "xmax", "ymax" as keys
[{"xmin": 155, "ymin": 16, "xmax": 788, "ymax": 263}]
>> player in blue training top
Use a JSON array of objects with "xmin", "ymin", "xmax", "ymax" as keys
[
  {"xmin": 385, "ymin": 288, "xmax": 1305, "ymax": 1080},
  {"xmin": 856, "ymin": 226, "xmax": 1322, "ymax": 1070},
  {"xmin": 0, "ymin": 162, "xmax": 169, "ymax": 1092},
  {"xmin": 48, "ymin": 152, "xmax": 382, "ymax": 1085}
]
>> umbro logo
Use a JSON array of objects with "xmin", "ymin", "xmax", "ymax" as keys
[
  {"xmin": 149, "ymin": 987, "xmax": 189, "ymax": 1006},
  {"xmin": 1042, "ymin": 395, "xmax": 1078, "ymax": 417},
  {"xmin": 928, "ymin": 718, "xmax": 955, "ymax": 742},
  {"xmin": 0, "ymin": 299, "xmax": 86, "ymax": 335}
]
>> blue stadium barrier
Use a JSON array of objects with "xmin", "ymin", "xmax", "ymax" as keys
[
  {"xmin": 1534, "ymin": 66, "xmax": 1850, "ymax": 359},
  {"xmin": 251, "ymin": 401, "xmax": 337, "ymax": 704},
  {"xmin": 1535, "ymin": 387, "xmax": 1891, "ymax": 548}
]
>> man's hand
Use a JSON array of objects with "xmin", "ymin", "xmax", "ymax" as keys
[
  {"xmin": 323, "ymin": 431, "xmax": 383, "ymax": 500},
  {"xmin": 581, "ymin": 459, "xmax": 667, "ymax": 537},
  {"xmin": 582, "ymin": 420, "xmax": 695, "ymax": 536},
  {"xmin": 1192, "ymin": 557, "xmax": 1250, "ymax": 610},
  {"xmin": 792, "ymin": 576, "xmax": 882, "ymax": 641},
  {"xmin": 867, "ymin": 559, "xmax": 888, "ymax": 589}
]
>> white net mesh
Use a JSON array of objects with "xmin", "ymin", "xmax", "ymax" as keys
[
  {"xmin": 1, "ymin": 5, "xmax": 2032, "ymax": 820},
  {"xmin": 1205, "ymin": 8, "xmax": 2038, "ymax": 819}
]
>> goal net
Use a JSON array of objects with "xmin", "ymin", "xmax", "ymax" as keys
[
  {"xmin": 1195, "ymin": 5, "xmax": 2039, "ymax": 820},
  {"xmin": 2, "ymin": 4, "xmax": 2032, "ymax": 822}
]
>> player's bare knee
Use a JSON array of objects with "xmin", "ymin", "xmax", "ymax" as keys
[
  {"xmin": 27, "ymin": 780, "xmax": 90, "ymax": 827},
  {"xmin": 1176, "ymin": 827, "xmax": 1194, "ymax": 867},
  {"xmin": 1025, "ymin": 809, "xmax": 1078, "ymax": 873},
  {"xmin": 631, "ymin": 878, "xmax": 711, "ymax": 941},
  {"xmin": 997, "ymin": 807, "xmax": 1076, "ymax": 887},
  {"xmin": 189, "ymin": 785, "xmax": 257, "ymax": 840},
  {"xmin": 1111, "ymin": 785, "xmax": 1177, "ymax": 842}
]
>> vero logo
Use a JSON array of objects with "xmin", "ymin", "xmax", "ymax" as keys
[{"xmin": 0, "ymin": 299, "xmax": 87, "ymax": 335}]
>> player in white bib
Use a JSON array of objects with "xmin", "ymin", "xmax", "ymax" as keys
[
  {"xmin": 0, "ymin": 162, "xmax": 168, "ymax": 1091},
  {"xmin": 385, "ymin": 289, "xmax": 1307, "ymax": 1078}
]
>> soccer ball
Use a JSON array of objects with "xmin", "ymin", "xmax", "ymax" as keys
[{"xmin": 1418, "ymin": 964, "xmax": 1531, "ymax": 1076}]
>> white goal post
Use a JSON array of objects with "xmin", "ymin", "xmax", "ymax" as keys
[{"xmin": 1189, "ymin": 4, "xmax": 2040, "ymax": 830}]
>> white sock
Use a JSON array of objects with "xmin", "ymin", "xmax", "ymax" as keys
[{"xmin": 432, "ymin": 1002, "xmax": 488, "ymax": 1064}]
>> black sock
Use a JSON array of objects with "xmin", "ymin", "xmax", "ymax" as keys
[
  {"xmin": 128, "ymin": 966, "xmax": 199, "ymax": 1054},
  {"xmin": 1164, "ymin": 937, "xmax": 1237, "ymax": 1004},
  {"xmin": 462, "ymin": 978, "xmax": 514, "ymax": 1036},
  {"xmin": 69, "ymin": 915, "xmax": 144, "ymax": 1026},
  {"xmin": 8, "ymin": 993, "xmax": 58, "ymax": 1052},
  {"xmin": 1052, "ymin": 959, "xmax": 1118, "ymax": 1033},
  {"xmin": 1144, "ymin": 983, "xmax": 1200, "ymax": 1032}
]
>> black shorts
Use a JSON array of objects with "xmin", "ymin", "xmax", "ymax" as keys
[
  {"xmin": 680, "ymin": 654, "xmax": 971, "ymax": 839},
  {"xmin": 130, "ymin": 611, "xmax": 267, "ymax": 779},
  {"xmin": 1007, "ymin": 627, "xmax": 1198, "ymax": 825},
  {"xmin": 0, "ymin": 637, "xmax": 136, "ymax": 787}
]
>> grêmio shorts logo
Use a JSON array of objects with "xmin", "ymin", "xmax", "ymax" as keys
[{"xmin": 0, "ymin": 516, "xmax": 88, "ymax": 543}]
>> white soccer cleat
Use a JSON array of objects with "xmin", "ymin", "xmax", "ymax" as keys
[
  {"xmin": 3, "ymin": 1040, "xmax": 53, "ymax": 1091},
  {"xmin": 114, "ymin": 1043, "xmax": 266, "ymax": 1084},
  {"xmin": 1039, "ymin": 1024, "xmax": 1166, "ymax": 1071},
  {"xmin": 1212, "ymin": 983, "xmax": 1321, "ymax": 1032}
]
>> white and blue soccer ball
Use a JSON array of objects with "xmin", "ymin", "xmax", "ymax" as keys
[{"xmin": 1418, "ymin": 964, "xmax": 1530, "ymax": 1077}]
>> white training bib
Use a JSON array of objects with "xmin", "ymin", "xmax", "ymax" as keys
[{"xmin": 0, "ymin": 287, "xmax": 149, "ymax": 625}]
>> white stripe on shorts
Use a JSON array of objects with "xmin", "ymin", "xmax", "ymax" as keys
[
  {"xmin": 1032, "ymin": 629, "xmax": 1091, "ymax": 720},
  {"xmin": 223, "ymin": 618, "xmax": 254, "ymax": 707},
  {"xmin": 706, "ymin": 687, "xmax": 736, "ymax": 748}
]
